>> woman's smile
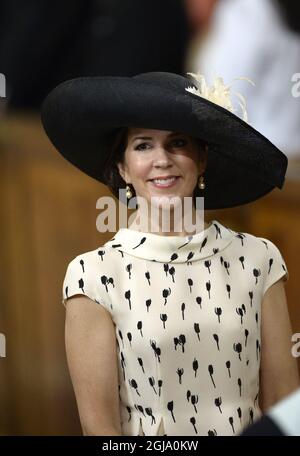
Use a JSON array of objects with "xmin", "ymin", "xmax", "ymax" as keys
[{"xmin": 149, "ymin": 176, "xmax": 181, "ymax": 188}]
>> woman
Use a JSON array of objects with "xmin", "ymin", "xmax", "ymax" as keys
[{"xmin": 41, "ymin": 71, "xmax": 299, "ymax": 436}]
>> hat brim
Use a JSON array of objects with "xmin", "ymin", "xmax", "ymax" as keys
[{"xmin": 41, "ymin": 72, "xmax": 287, "ymax": 209}]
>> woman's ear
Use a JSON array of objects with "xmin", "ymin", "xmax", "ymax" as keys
[
  {"xmin": 117, "ymin": 162, "xmax": 125, "ymax": 181},
  {"xmin": 117, "ymin": 161, "xmax": 130, "ymax": 183}
]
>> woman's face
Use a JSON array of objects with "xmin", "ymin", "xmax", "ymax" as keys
[{"xmin": 117, "ymin": 128, "xmax": 207, "ymax": 207}]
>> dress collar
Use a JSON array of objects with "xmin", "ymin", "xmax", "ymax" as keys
[{"xmin": 104, "ymin": 220, "xmax": 236, "ymax": 263}]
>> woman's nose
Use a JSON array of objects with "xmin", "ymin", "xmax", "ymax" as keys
[{"xmin": 153, "ymin": 145, "xmax": 172, "ymax": 166}]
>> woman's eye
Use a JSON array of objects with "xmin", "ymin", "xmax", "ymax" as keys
[
  {"xmin": 135, "ymin": 142, "xmax": 151, "ymax": 151},
  {"xmin": 170, "ymin": 138, "xmax": 188, "ymax": 147}
]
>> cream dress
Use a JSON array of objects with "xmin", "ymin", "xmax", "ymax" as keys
[{"xmin": 62, "ymin": 220, "xmax": 288, "ymax": 436}]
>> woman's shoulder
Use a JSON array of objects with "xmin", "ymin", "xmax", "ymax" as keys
[
  {"xmin": 228, "ymin": 224, "xmax": 289, "ymax": 280},
  {"xmin": 67, "ymin": 242, "xmax": 117, "ymax": 266},
  {"xmin": 223, "ymin": 225, "xmax": 289, "ymax": 294},
  {"xmin": 228, "ymin": 224, "xmax": 282, "ymax": 253},
  {"xmin": 62, "ymin": 244, "xmax": 116, "ymax": 311}
]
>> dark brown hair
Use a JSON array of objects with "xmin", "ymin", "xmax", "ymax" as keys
[
  {"xmin": 101, "ymin": 127, "xmax": 207, "ymax": 205},
  {"xmin": 101, "ymin": 127, "xmax": 129, "ymax": 200}
]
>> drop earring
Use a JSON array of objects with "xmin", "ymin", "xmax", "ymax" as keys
[
  {"xmin": 198, "ymin": 175, "xmax": 205, "ymax": 190},
  {"xmin": 126, "ymin": 184, "xmax": 133, "ymax": 199}
]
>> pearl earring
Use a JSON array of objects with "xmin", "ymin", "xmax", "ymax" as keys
[
  {"xmin": 198, "ymin": 175, "xmax": 205, "ymax": 190},
  {"xmin": 126, "ymin": 184, "xmax": 132, "ymax": 199}
]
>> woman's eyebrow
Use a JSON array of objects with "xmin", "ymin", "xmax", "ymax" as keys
[
  {"xmin": 168, "ymin": 131, "xmax": 182, "ymax": 137},
  {"xmin": 131, "ymin": 136, "xmax": 152, "ymax": 142},
  {"xmin": 131, "ymin": 132, "xmax": 183, "ymax": 143}
]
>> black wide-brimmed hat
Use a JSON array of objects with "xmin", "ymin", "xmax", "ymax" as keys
[{"xmin": 41, "ymin": 71, "xmax": 288, "ymax": 209}]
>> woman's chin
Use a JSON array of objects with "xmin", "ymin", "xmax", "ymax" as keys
[
  {"xmin": 149, "ymin": 194, "xmax": 184, "ymax": 209},
  {"xmin": 136, "ymin": 191, "xmax": 194, "ymax": 209}
]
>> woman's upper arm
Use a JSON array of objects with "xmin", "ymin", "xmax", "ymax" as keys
[
  {"xmin": 64, "ymin": 294, "xmax": 122, "ymax": 435},
  {"xmin": 259, "ymin": 278, "xmax": 300, "ymax": 413}
]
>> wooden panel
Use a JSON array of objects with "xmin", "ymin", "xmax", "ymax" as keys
[{"xmin": 0, "ymin": 113, "xmax": 114, "ymax": 435}]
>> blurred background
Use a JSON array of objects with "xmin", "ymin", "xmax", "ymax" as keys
[{"xmin": 0, "ymin": 0, "xmax": 299, "ymax": 435}]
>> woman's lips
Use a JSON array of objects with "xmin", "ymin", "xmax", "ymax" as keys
[{"xmin": 149, "ymin": 176, "xmax": 180, "ymax": 188}]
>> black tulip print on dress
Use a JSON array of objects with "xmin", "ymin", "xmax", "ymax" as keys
[
  {"xmin": 146, "ymin": 408, "xmax": 156, "ymax": 425},
  {"xmin": 238, "ymin": 378, "xmax": 242, "ymax": 397},
  {"xmin": 208, "ymin": 364, "xmax": 216, "ymax": 388},
  {"xmin": 167, "ymin": 401, "xmax": 176, "ymax": 422},
  {"xmin": 237, "ymin": 233, "xmax": 245, "ymax": 246},
  {"xmin": 62, "ymin": 220, "xmax": 288, "ymax": 436},
  {"xmin": 253, "ymin": 268, "xmax": 261, "ymax": 285},
  {"xmin": 194, "ymin": 323, "xmax": 201, "ymax": 341},
  {"xmin": 215, "ymin": 307, "xmax": 222, "ymax": 323},
  {"xmin": 98, "ymin": 249, "xmax": 105, "ymax": 261},
  {"xmin": 78, "ymin": 278, "xmax": 84, "ymax": 293},
  {"xmin": 191, "ymin": 394, "xmax": 199, "ymax": 413},
  {"xmin": 187, "ymin": 252, "xmax": 194, "ymax": 265},
  {"xmin": 237, "ymin": 407, "xmax": 242, "ymax": 425},
  {"xmin": 213, "ymin": 334, "xmax": 220, "ymax": 351},
  {"xmin": 193, "ymin": 358, "xmax": 199, "ymax": 378},
  {"xmin": 126, "ymin": 263, "xmax": 132, "ymax": 279},
  {"xmin": 226, "ymin": 284, "xmax": 231, "ymax": 298},
  {"xmin": 233, "ymin": 342, "xmax": 242, "ymax": 361},
  {"xmin": 181, "ymin": 303, "xmax": 185, "ymax": 320},
  {"xmin": 132, "ymin": 237, "xmax": 146, "ymax": 249},
  {"xmin": 127, "ymin": 332, "xmax": 132, "ymax": 347},
  {"xmin": 169, "ymin": 266, "xmax": 176, "ymax": 282},
  {"xmin": 177, "ymin": 368, "xmax": 184, "ymax": 384},
  {"xmin": 245, "ymin": 329, "xmax": 249, "ymax": 346},
  {"xmin": 187, "ymin": 390, "xmax": 191, "ymax": 402},
  {"xmin": 145, "ymin": 299, "xmax": 151, "ymax": 312},
  {"xmin": 118, "ymin": 329, "xmax": 124, "ymax": 348},
  {"xmin": 161, "ymin": 313, "xmax": 168, "ymax": 329},
  {"xmin": 206, "ymin": 280, "xmax": 211, "ymax": 299},
  {"xmin": 137, "ymin": 321, "xmax": 143, "ymax": 337},
  {"xmin": 236, "ymin": 307, "xmax": 244, "ymax": 324},
  {"xmin": 196, "ymin": 296, "xmax": 202, "ymax": 309},
  {"xmin": 190, "ymin": 417, "xmax": 198, "ymax": 434},
  {"xmin": 149, "ymin": 377, "xmax": 157, "ymax": 395},
  {"xmin": 249, "ymin": 291, "xmax": 253, "ymax": 307},
  {"xmin": 145, "ymin": 271, "xmax": 151, "ymax": 285},
  {"xmin": 178, "ymin": 236, "xmax": 193, "ymax": 249},
  {"xmin": 126, "ymin": 405, "xmax": 132, "ymax": 422},
  {"xmin": 162, "ymin": 288, "xmax": 171, "ymax": 305},
  {"xmin": 170, "ymin": 253, "xmax": 178, "ymax": 262},
  {"xmin": 188, "ymin": 278, "xmax": 193, "ymax": 293},
  {"xmin": 226, "ymin": 360, "xmax": 231, "ymax": 378},
  {"xmin": 125, "ymin": 290, "xmax": 131, "ymax": 309},
  {"xmin": 215, "ymin": 397, "xmax": 223, "ymax": 414},
  {"xmin": 229, "ymin": 416, "xmax": 235, "ymax": 434},
  {"xmin": 158, "ymin": 380, "xmax": 162, "ymax": 397}
]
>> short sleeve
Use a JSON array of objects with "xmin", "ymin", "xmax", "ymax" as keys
[
  {"xmin": 61, "ymin": 254, "xmax": 111, "ymax": 313},
  {"xmin": 260, "ymin": 238, "xmax": 289, "ymax": 295}
]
